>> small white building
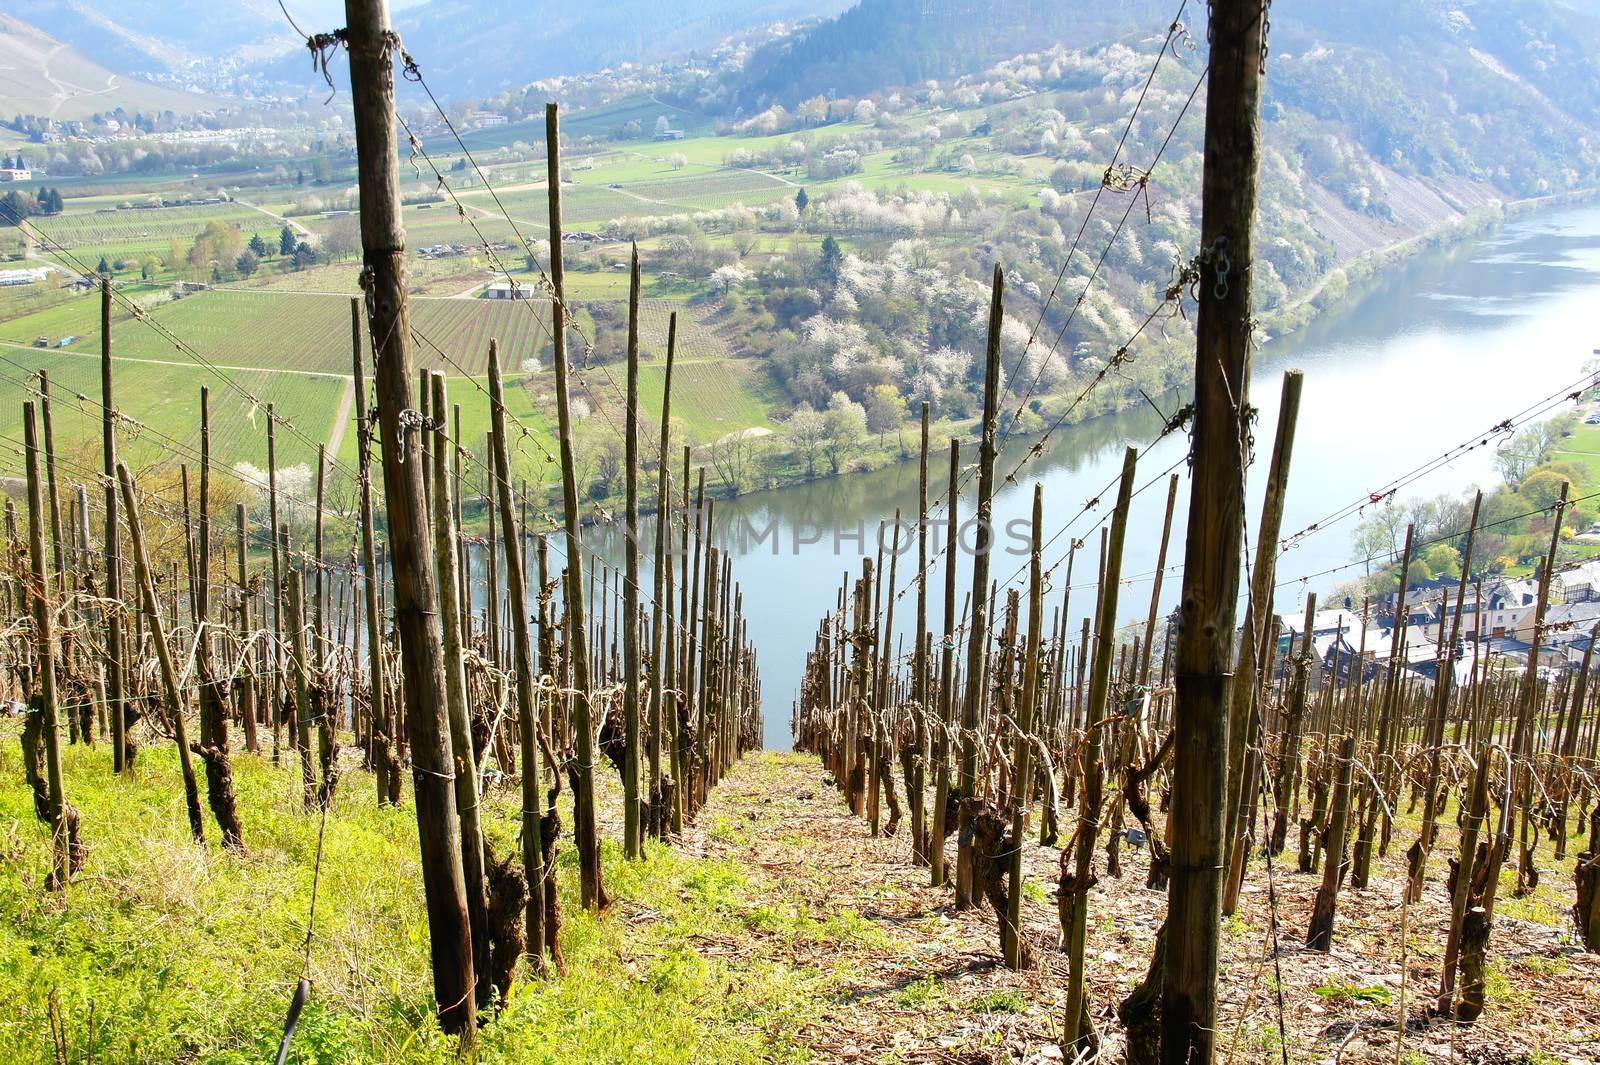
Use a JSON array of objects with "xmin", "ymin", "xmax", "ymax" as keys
[
  {"xmin": 0, "ymin": 168, "xmax": 30, "ymax": 182},
  {"xmin": 482, "ymin": 280, "xmax": 533, "ymax": 300}
]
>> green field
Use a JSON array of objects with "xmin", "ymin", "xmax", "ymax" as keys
[
  {"xmin": 0, "ymin": 347, "xmax": 345, "ymax": 477},
  {"xmin": 446, "ymin": 93, "xmax": 717, "ymax": 153},
  {"xmin": 0, "ymin": 280, "xmax": 774, "ymax": 504},
  {"xmin": 636, "ymin": 359, "xmax": 778, "ymax": 442},
  {"xmin": 0, "ymin": 289, "xmax": 554, "ymax": 376},
  {"xmin": 21, "ymin": 201, "xmax": 287, "ymax": 272}
]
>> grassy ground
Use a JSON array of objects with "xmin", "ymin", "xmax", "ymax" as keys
[
  {"xmin": 0, "ymin": 736, "xmax": 845, "ymax": 1063},
  {"xmin": 7, "ymin": 742, "xmax": 1594, "ymax": 1063}
]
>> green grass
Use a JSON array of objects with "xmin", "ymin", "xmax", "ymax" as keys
[
  {"xmin": 1554, "ymin": 423, "xmax": 1600, "ymax": 483},
  {"xmin": 636, "ymin": 360, "xmax": 776, "ymax": 443},
  {"xmin": 0, "ymin": 288, "xmax": 553, "ymax": 377},
  {"xmin": 0, "ymin": 347, "xmax": 345, "ymax": 475},
  {"xmin": 0, "ymin": 737, "xmax": 835, "ymax": 1064},
  {"xmin": 1311, "ymin": 981, "xmax": 1392, "ymax": 1006}
]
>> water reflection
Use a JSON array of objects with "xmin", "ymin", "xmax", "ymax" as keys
[{"xmin": 583, "ymin": 202, "xmax": 1600, "ymax": 749}]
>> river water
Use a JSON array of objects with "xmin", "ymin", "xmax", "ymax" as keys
[{"xmin": 587, "ymin": 202, "xmax": 1600, "ymax": 751}]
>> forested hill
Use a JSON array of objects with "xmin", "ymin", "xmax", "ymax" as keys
[
  {"xmin": 733, "ymin": 0, "xmax": 1170, "ymax": 108},
  {"xmin": 735, "ymin": 0, "xmax": 1600, "ymax": 133},
  {"xmin": 388, "ymin": 0, "xmax": 852, "ymax": 99}
]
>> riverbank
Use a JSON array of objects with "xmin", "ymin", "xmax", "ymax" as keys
[{"xmin": 1267, "ymin": 186, "xmax": 1600, "ymax": 338}]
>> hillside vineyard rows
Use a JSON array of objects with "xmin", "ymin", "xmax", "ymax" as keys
[{"xmin": 0, "ymin": 0, "xmax": 1598, "ymax": 1063}]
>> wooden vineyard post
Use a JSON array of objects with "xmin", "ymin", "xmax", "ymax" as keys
[
  {"xmin": 1222, "ymin": 369, "xmax": 1302, "ymax": 913},
  {"xmin": 648, "ymin": 314, "xmax": 677, "ymax": 840},
  {"xmin": 1139, "ymin": 475, "xmax": 1180, "ymax": 687},
  {"xmin": 23, "ymin": 403, "xmax": 81, "ymax": 887},
  {"xmin": 1064, "ymin": 446, "xmax": 1137, "ymax": 1052},
  {"xmin": 487, "ymin": 348, "xmax": 557, "ymax": 972},
  {"xmin": 342, "ymin": 0, "xmax": 477, "ymax": 1038},
  {"xmin": 235, "ymin": 503, "xmax": 260, "ymax": 754},
  {"xmin": 195, "ymin": 389, "xmax": 244, "ymax": 848},
  {"xmin": 267, "ymin": 406, "xmax": 285, "ymax": 763},
  {"xmin": 286, "ymin": 564, "xmax": 317, "ymax": 809},
  {"xmin": 931, "ymin": 438, "xmax": 959, "ymax": 888},
  {"xmin": 908, "ymin": 403, "xmax": 931, "ymax": 867},
  {"xmin": 1162, "ymin": 0, "xmax": 1267, "ymax": 1059},
  {"xmin": 1270, "ymin": 593, "xmax": 1317, "ymax": 856},
  {"xmin": 957, "ymin": 267, "xmax": 1004, "ymax": 909},
  {"xmin": 100, "ymin": 278, "xmax": 128, "ymax": 773},
  {"xmin": 430, "ymin": 371, "xmax": 490, "ymax": 1003},
  {"xmin": 623, "ymin": 245, "xmax": 643, "ymax": 859},
  {"xmin": 1004, "ymin": 484, "xmax": 1045, "ymax": 970},
  {"xmin": 352, "ymin": 298, "xmax": 392, "ymax": 806},
  {"xmin": 117, "ymin": 462, "xmax": 206, "ymax": 844},
  {"xmin": 545, "ymin": 101, "xmax": 607, "ymax": 911}
]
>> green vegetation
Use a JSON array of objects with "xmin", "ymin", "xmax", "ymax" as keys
[
  {"xmin": 0, "ymin": 739, "xmax": 849, "ymax": 1063},
  {"xmin": 1310, "ymin": 981, "xmax": 1392, "ymax": 1006},
  {"xmin": 1347, "ymin": 407, "xmax": 1600, "ymax": 592}
]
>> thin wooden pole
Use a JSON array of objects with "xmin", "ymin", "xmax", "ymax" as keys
[
  {"xmin": 99, "ymin": 278, "xmax": 127, "ymax": 772},
  {"xmin": 648, "ymin": 312, "xmax": 677, "ymax": 838},
  {"xmin": 116, "ymin": 461, "xmax": 205, "ymax": 844},
  {"xmin": 545, "ymin": 101, "xmax": 606, "ymax": 910},
  {"xmin": 623, "ymin": 243, "xmax": 643, "ymax": 858},
  {"xmin": 431, "ymin": 371, "xmax": 490, "ymax": 1003},
  {"xmin": 957, "ymin": 267, "xmax": 1004, "ymax": 908},
  {"xmin": 487, "ymin": 346, "xmax": 554, "ymax": 969},
  {"xmin": 24, "ymin": 403, "xmax": 77, "ymax": 886}
]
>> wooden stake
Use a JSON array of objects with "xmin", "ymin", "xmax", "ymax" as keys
[
  {"xmin": 99, "ymin": 279, "xmax": 128, "ymax": 772},
  {"xmin": 1162, "ymin": 0, "xmax": 1267, "ymax": 1055},
  {"xmin": 116, "ymin": 461, "xmax": 205, "ymax": 844},
  {"xmin": 545, "ymin": 101, "xmax": 606, "ymax": 910},
  {"xmin": 343, "ymin": 0, "xmax": 476, "ymax": 1034}
]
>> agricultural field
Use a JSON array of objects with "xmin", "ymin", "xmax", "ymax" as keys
[
  {"xmin": 637, "ymin": 358, "xmax": 778, "ymax": 442},
  {"xmin": 449, "ymin": 93, "xmax": 715, "ymax": 154},
  {"xmin": 0, "ymin": 345, "xmax": 344, "ymax": 476},
  {"xmin": 25, "ymin": 201, "xmax": 285, "ymax": 267},
  {"xmin": 0, "ymin": 272, "xmax": 778, "ymax": 499},
  {"xmin": 0, "ymin": 288, "xmax": 556, "ymax": 377}
]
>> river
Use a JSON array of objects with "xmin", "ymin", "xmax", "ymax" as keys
[{"xmin": 587, "ymin": 201, "xmax": 1600, "ymax": 751}]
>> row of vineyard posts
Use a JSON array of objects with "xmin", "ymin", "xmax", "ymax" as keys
[
  {"xmin": 0, "ymin": 0, "xmax": 762, "ymax": 1048},
  {"xmin": 792, "ymin": 3, "xmax": 1600, "ymax": 1062}
]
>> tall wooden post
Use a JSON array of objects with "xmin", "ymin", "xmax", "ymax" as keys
[
  {"xmin": 487, "ymin": 347, "xmax": 552, "ymax": 967},
  {"xmin": 1223, "ymin": 369, "xmax": 1302, "ymax": 912},
  {"xmin": 24, "ymin": 404, "xmax": 76, "ymax": 886},
  {"xmin": 1163, "ymin": 2, "xmax": 1267, "ymax": 1059},
  {"xmin": 431, "ymin": 371, "xmax": 489, "ymax": 1003},
  {"xmin": 1065, "ymin": 446, "xmax": 1137, "ymax": 1050},
  {"xmin": 909, "ymin": 402, "xmax": 931, "ymax": 865},
  {"xmin": 623, "ymin": 244, "xmax": 643, "ymax": 858},
  {"xmin": 957, "ymin": 266, "xmax": 1004, "ymax": 907},
  {"xmin": 930, "ymin": 438, "xmax": 959, "ymax": 888},
  {"xmin": 267, "ymin": 405, "xmax": 284, "ymax": 763},
  {"xmin": 342, "ymin": 0, "xmax": 476, "ymax": 1037},
  {"xmin": 1005, "ymin": 484, "xmax": 1045, "ymax": 968},
  {"xmin": 352, "ymin": 298, "xmax": 390, "ymax": 805},
  {"xmin": 545, "ymin": 101, "xmax": 606, "ymax": 910},
  {"xmin": 100, "ymin": 279, "xmax": 127, "ymax": 772},
  {"xmin": 648, "ymin": 313, "xmax": 678, "ymax": 838}
]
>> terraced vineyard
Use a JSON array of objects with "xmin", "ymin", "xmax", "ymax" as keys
[
  {"xmin": 0, "ymin": 347, "xmax": 344, "ymax": 476},
  {"xmin": 0, "ymin": 289, "xmax": 554, "ymax": 376},
  {"xmin": 626, "ymin": 167, "xmax": 794, "ymax": 208},
  {"xmin": 29, "ymin": 202, "xmax": 286, "ymax": 267}
]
